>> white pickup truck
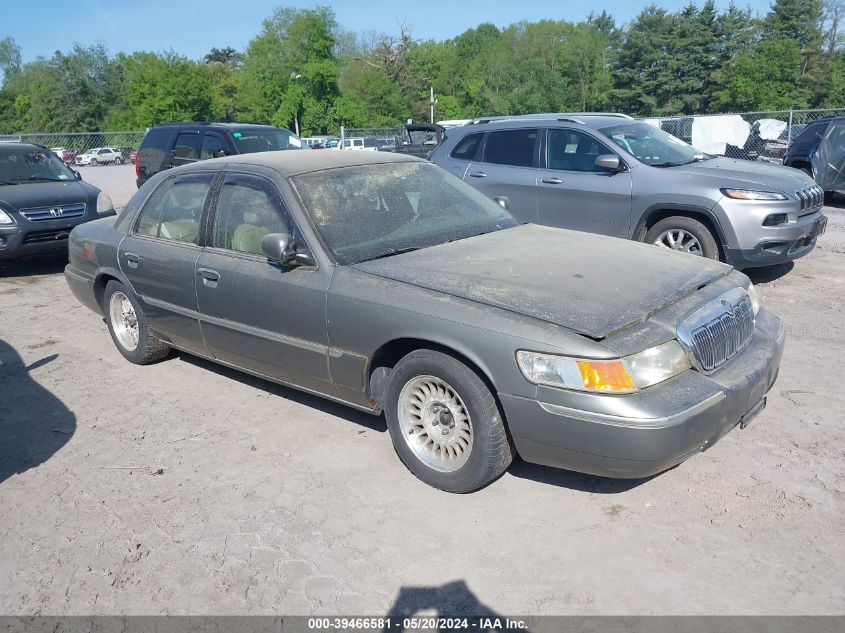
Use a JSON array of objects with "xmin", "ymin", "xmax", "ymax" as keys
[{"xmin": 334, "ymin": 137, "xmax": 378, "ymax": 151}]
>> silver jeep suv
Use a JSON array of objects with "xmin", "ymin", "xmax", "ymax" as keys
[{"xmin": 429, "ymin": 113, "xmax": 828, "ymax": 268}]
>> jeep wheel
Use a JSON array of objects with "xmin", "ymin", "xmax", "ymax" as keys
[
  {"xmin": 384, "ymin": 349, "xmax": 513, "ymax": 493},
  {"xmin": 645, "ymin": 216, "xmax": 719, "ymax": 260}
]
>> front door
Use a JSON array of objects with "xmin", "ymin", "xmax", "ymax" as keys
[
  {"xmin": 537, "ymin": 128, "xmax": 633, "ymax": 237},
  {"xmin": 194, "ymin": 172, "xmax": 333, "ymax": 393},
  {"xmin": 118, "ymin": 172, "xmax": 213, "ymax": 351}
]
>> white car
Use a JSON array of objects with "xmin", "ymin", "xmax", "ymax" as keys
[
  {"xmin": 50, "ymin": 147, "xmax": 67, "ymax": 160},
  {"xmin": 75, "ymin": 147, "xmax": 123, "ymax": 166},
  {"xmin": 334, "ymin": 137, "xmax": 377, "ymax": 151}
]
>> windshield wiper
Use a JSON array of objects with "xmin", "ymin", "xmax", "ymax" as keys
[
  {"xmin": 20, "ymin": 176, "xmax": 67, "ymax": 182},
  {"xmin": 0, "ymin": 179, "xmax": 20, "ymax": 185},
  {"xmin": 649, "ymin": 162, "xmax": 683, "ymax": 167},
  {"xmin": 356, "ymin": 246, "xmax": 423, "ymax": 263}
]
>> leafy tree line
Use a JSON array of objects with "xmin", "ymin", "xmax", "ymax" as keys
[{"xmin": 0, "ymin": 0, "xmax": 842, "ymax": 136}]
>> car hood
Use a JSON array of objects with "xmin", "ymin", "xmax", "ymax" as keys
[
  {"xmin": 666, "ymin": 156, "xmax": 813, "ymax": 192},
  {"xmin": 0, "ymin": 180, "xmax": 96, "ymax": 210},
  {"xmin": 352, "ymin": 224, "xmax": 732, "ymax": 339}
]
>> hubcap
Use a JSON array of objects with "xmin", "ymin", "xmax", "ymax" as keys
[
  {"xmin": 397, "ymin": 375, "xmax": 473, "ymax": 473},
  {"xmin": 109, "ymin": 291, "xmax": 139, "ymax": 351},
  {"xmin": 654, "ymin": 228, "xmax": 703, "ymax": 255}
]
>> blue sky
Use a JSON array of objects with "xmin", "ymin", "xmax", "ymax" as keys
[{"xmin": 6, "ymin": 0, "xmax": 774, "ymax": 63}]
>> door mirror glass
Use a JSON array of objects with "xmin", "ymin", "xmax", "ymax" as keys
[
  {"xmin": 595, "ymin": 154, "xmax": 622, "ymax": 171},
  {"xmin": 73, "ymin": 170, "xmax": 82, "ymax": 181}
]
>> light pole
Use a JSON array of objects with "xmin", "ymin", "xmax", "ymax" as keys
[
  {"xmin": 290, "ymin": 72, "xmax": 302, "ymax": 136},
  {"xmin": 430, "ymin": 86, "xmax": 437, "ymax": 124}
]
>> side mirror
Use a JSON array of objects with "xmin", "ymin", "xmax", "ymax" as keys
[
  {"xmin": 261, "ymin": 232, "xmax": 295, "ymax": 264},
  {"xmin": 73, "ymin": 170, "xmax": 82, "ymax": 181},
  {"xmin": 595, "ymin": 154, "xmax": 622, "ymax": 172},
  {"xmin": 260, "ymin": 232, "xmax": 316, "ymax": 267}
]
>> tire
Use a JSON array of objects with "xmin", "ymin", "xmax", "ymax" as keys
[
  {"xmin": 644, "ymin": 216, "xmax": 720, "ymax": 260},
  {"xmin": 384, "ymin": 349, "xmax": 513, "ymax": 493},
  {"xmin": 91, "ymin": 158, "xmax": 98, "ymax": 166},
  {"xmin": 103, "ymin": 280, "xmax": 169, "ymax": 364}
]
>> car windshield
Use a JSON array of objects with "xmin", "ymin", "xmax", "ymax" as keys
[
  {"xmin": 0, "ymin": 148, "xmax": 77, "ymax": 184},
  {"xmin": 291, "ymin": 162, "xmax": 518, "ymax": 265},
  {"xmin": 599, "ymin": 122, "xmax": 708, "ymax": 166},
  {"xmin": 232, "ymin": 129, "xmax": 306, "ymax": 153}
]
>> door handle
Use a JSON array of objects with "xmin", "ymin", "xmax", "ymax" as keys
[
  {"xmin": 124, "ymin": 252, "xmax": 140, "ymax": 268},
  {"xmin": 542, "ymin": 177, "xmax": 563, "ymax": 185},
  {"xmin": 198, "ymin": 268, "xmax": 220, "ymax": 281},
  {"xmin": 469, "ymin": 171, "xmax": 487, "ymax": 178}
]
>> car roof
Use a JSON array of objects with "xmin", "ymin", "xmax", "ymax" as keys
[
  {"xmin": 0, "ymin": 142, "xmax": 50, "ymax": 153},
  {"xmin": 150, "ymin": 121, "xmax": 286, "ymax": 130},
  {"xmin": 456, "ymin": 112, "xmax": 634, "ymax": 132},
  {"xmin": 189, "ymin": 148, "xmax": 425, "ymax": 177}
]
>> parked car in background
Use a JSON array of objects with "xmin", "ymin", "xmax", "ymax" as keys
[
  {"xmin": 333, "ymin": 137, "xmax": 377, "ymax": 151},
  {"xmin": 65, "ymin": 151, "xmax": 784, "ymax": 492},
  {"xmin": 135, "ymin": 122, "xmax": 305, "ymax": 188},
  {"xmin": 0, "ymin": 143, "xmax": 115, "ymax": 261},
  {"xmin": 430, "ymin": 113, "xmax": 827, "ymax": 269},
  {"xmin": 302, "ymin": 136, "xmax": 337, "ymax": 149},
  {"xmin": 50, "ymin": 147, "xmax": 67, "ymax": 160},
  {"xmin": 62, "ymin": 149, "xmax": 78, "ymax": 164},
  {"xmin": 75, "ymin": 147, "xmax": 123, "ymax": 166},
  {"xmin": 118, "ymin": 147, "xmax": 136, "ymax": 164},
  {"xmin": 783, "ymin": 116, "xmax": 845, "ymax": 202}
]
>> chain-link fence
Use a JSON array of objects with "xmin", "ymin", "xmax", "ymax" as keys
[
  {"xmin": 640, "ymin": 108, "xmax": 845, "ymax": 163},
  {"xmin": 339, "ymin": 126, "xmax": 396, "ymax": 149},
  {"xmin": 4, "ymin": 131, "xmax": 145, "ymax": 164}
]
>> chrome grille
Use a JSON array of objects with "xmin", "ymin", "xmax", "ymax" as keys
[
  {"xmin": 794, "ymin": 185, "xmax": 824, "ymax": 215},
  {"xmin": 677, "ymin": 288, "xmax": 756, "ymax": 373},
  {"xmin": 20, "ymin": 202, "xmax": 86, "ymax": 222}
]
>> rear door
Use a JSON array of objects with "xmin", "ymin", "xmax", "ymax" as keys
[
  {"xmin": 465, "ymin": 128, "xmax": 539, "ymax": 223},
  {"xmin": 194, "ymin": 172, "xmax": 333, "ymax": 392},
  {"xmin": 118, "ymin": 172, "xmax": 214, "ymax": 352},
  {"xmin": 171, "ymin": 131, "xmax": 202, "ymax": 169},
  {"xmin": 537, "ymin": 127, "xmax": 632, "ymax": 237}
]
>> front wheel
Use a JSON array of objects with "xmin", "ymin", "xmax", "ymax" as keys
[
  {"xmin": 91, "ymin": 158, "xmax": 98, "ymax": 166},
  {"xmin": 103, "ymin": 280, "xmax": 169, "ymax": 364},
  {"xmin": 384, "ymin": 349, "xmax": 513, "ymax": 493},
  {"xmin": 645, "ymin": 216, "xmax": 720, "ymax": 260}
]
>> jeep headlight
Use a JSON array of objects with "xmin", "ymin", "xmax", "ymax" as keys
[
  {"xmin": 721, "ymin": 188, "xmax": 788, "ymax": 201},
  {"xmin": 96, "ymin": 191, "xmax": 114, "ymax": 215},
  {"xmin": 516, "ymin": 341, "xmax": 691, "ymax": 393}
]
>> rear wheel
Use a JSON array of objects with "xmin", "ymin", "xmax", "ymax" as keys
[
  {"xmin": 91, "ymin": 158, "xmax": 98, "ymax": 166},
  {"xmin": 645, "ymin": 216, "xmax": 720, "ymax": 260},
  {"xmin": 384, "ymin": 349, "xmax": 513, "ymax": 493},
  {"xmin": 104, "ymin": 280, "xmax": 169, "ymax": 364}
]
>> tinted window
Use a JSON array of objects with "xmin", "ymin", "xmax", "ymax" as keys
[
  {"xmin": 174, "ymin": 133, "xmax": 201, "ymax": 159},
  {"xmin": 212, "ymin": 175, "xmax": 295, "ymax": 256},
  {"xmin": 483, "ymin": 129, "xmax": 537, "ymax": 167},
  {"xmin": 450, "ymin": 133, "xmax": 483, "ymax": 160},
  {"xmin": 139, "ymin": 127, "xmax": 172, "ymax": 150},
  {"xmin": 547, "ymin": 129, "xmax": 613, "ymax": 172},
  {"xmin": 231, "ymin": 128, "xmax": 304, "ymax": 153},
  {"xmin": 201, "ymin": 134, "xmax": 229, "ymax": 159},
  {"xmin": 134, "ymin": 174, "xmax": 212, "ymax": 244},
  {"xmin": 797, "ymin": 122, "xmax": 827, "ymax": 143}
]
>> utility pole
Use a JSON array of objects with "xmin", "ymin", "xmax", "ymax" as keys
[{"xmin": 430, "ymin": 86, "xmax": 435, "ymax": 124}]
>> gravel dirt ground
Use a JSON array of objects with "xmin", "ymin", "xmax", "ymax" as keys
[{"xmin": 0, "ymin": 164, "xmax": 843, "ymax": 616}]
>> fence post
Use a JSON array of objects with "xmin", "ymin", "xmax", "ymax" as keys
[
  {"xmin": 787, "ymin": 109, "xmax": 794, "ymax": 145},
  {"xmin": 340, "ymin": 125, "xmax": 345, "ymax": 150}
]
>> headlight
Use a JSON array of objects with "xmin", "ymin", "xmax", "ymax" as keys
[
  {"xmin": 0, "ymin": 208, "xmax": 15, "ymax": 225},
  {"xmin": 746, "ymin": 283, "xmax": 760, "ymax": 315},
  {"xmin": 721, "ymin": 188, "xmax": 788, "ymax": 201},
  {"xmin": 96, "ymin": 191, "xmax": 114, "ymax": 215},
  {"xmin": 516, "ymin": 341, "xmax": 691, "ymax": 394}
]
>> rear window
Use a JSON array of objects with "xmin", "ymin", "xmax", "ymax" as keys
[{"xmin": 450, "ymin": 133, "xmax": 483, "ymax": 160}]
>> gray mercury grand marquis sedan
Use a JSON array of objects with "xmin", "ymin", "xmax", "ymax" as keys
[{"xmin": 65, "ymin": 151, "xmax": 785, "ymax": 492}]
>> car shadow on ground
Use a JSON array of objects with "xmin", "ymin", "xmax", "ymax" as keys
[
  {"xmin": 0, "ymin": 252, "xmax": 68, "ymax": 279},
  {"xmin": 383, "ymin": 580, "xmax": 518, "ymax": 632},
  {"xmin": 173, "ymin": 352, "xmax": 387, "ymax": 433},
  {"xmin": 507, "ymin": 458, "xmax": 654, "ymax": 493},
  {"xmin": 0, "ymin": 339, "xmax": 75, "ymax": 485},
  {"xmin": 745, "ymin": 261, "xmax": 794, "ymax": 284}
]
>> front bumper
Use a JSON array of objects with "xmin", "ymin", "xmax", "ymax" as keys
[
  {"xmin": 501, "ymin": 309, "xmax": 785, "ymax": 478},
  {"xmin": 725, "ymin": 212, "xmax": 826, "ymax": 268}
]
